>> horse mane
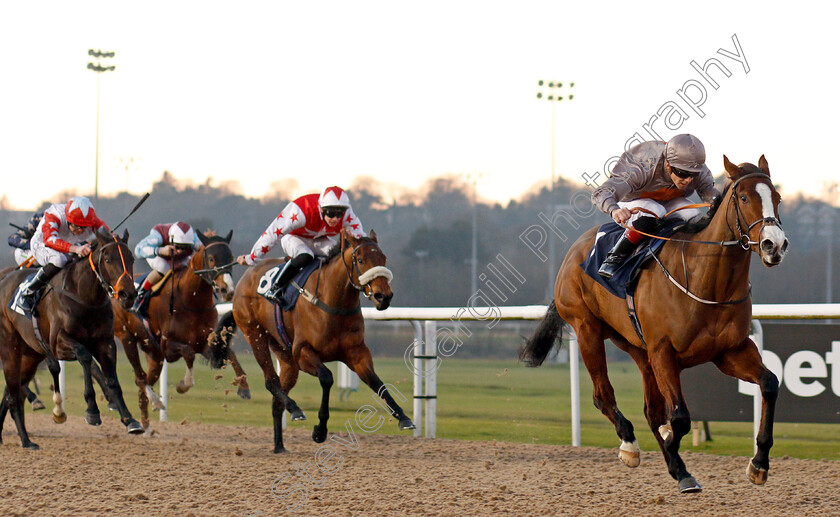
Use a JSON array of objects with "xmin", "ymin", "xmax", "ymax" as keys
[{"xmin": 323, "ymin": 235, "xmax": 377, "ymax": 263}]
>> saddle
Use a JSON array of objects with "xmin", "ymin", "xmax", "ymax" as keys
[
  {"xmin": 256, "ymin": 258, "xmax": 323, "ymax": 312},
  {"xmin": 580, "ymin": 219, "xmax": 684, "ymax": 343},
  {"xmin": 132, "ymin": 270, "xmax": 173, "ymax": 317}
]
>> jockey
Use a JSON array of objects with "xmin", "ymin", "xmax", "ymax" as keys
[
  {"xmin": 8, "ymin": 211, "xmax": 44, "ymax": 266},
  {"xmin": 11, "ymin": 197, "xmax": 108, "ymax": 315},
  {"xmin": 131, "ymin": 221, "xmax": 202, "ymax": 313},
  {"xmin": 591, "ymin": 134, "xmax": 721, "ymax": 280},
  {"xmin": 236, "ymin": 186, "xmax": 366, "ymax": 303}
]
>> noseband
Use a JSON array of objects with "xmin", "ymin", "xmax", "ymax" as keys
[
  {"xmin": 728, "ymin": 172, "xmax": 784, "ymax": 250},
  {"xmin": 340, "ymin": 234, "xmax": 394, "ymax": 300}
]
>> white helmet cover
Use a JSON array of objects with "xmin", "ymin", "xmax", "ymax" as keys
[
  {"xmin": 168, "ymin": 221, "xmax": 195, "ymax": 245},
  {"xmin": 318, "ymin": 186, "xmax": 351, "ymax": 209}
]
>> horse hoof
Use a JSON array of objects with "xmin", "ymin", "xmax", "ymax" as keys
[
  {"xmin": 31, "ymin": 399, "xmax": 46, "ymax": 411},
  {"xmin": 151, "ymin": 400, "xmax": 165, "ymax": 411},
  {"xmin": 141, "ymin": 418, "xmax": 151, "ymax": 430},
  {"xmin": 619, "ymin": 440, "xmax": 641, "ymax": 468},
  {"xmin": 85, "ymin": 412, "xmax": 102, "ymax": 426},
  {"xmin": 23, "ymin": 442, "xmax": 40, "ymax": 451},
  {"xmin": 52, "ymin": 412, "xmax": 67, "ymax": 424},
  {"xmin": 126, "ymin": 421, "xmax": 145, "ymax": 434},
  {"xmin": 678, "ymin": 476, "xmax": 702, "ymax": 493},
  {"xmin": 176, "ymin": 382, "xmax": 189, "ymax": 394},
  {"xmin": 237, "ymin": 387, "xmax": 251, "ymax": 400},
  {"xmin": 747, "ymin": 460, "xmax": 768, "ymax": 485},
  {"xmin": 399, "ymin": 417, "xmax": 416, "ymax": 431},
  {"xmin": 312, "ymin": 425, "xmax": 327, "ymax": 443},
  {"xmin": 108, "ymin": 401, "xmax": 120, "ymax": 412},
  {"xmin": 273, "ymin": 447, "xmax": 287, "ymax": 454},
  {"xmin": 290, "ymin": 409, "xmax": 306, "ymax": 421}
]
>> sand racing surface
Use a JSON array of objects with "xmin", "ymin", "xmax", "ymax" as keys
[{"xmin": 0, "ymin": 413, "xmax": 837, "ymax": 516}]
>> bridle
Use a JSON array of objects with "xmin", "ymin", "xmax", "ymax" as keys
[
  {"xmin": 192, "ymin": 241, "xmax": 235, "ymax": 286},
  {"xmin": 727, "ymin": 172, "xmax": 783, "ymax": 250},
  {"xmin": 339, "ymin": 232, "xmax": 393, "ymax": 301},
  {"xmin": 88, "ymin": 237, "xmax": 132, "ymax": 300}
]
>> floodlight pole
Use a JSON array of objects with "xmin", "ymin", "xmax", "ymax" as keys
[{"xmin": 87, "ymin": 49, "xmax": 116, "ymax": 202}]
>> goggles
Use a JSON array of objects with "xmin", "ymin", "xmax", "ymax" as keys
[
  {"xmin": 322, "ymin": 206, "xmax": 347, "ymax": 219},
  {"xmin": 669, "ymin": 164, "xmax": 697, "ymax": 179}
]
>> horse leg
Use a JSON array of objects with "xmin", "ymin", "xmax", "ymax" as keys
[
  {"xmin": 66, "ymin": 340, "xmax": 103, "ymax": 427},
  {"xmin": 225, "ymin": 348, "xmax": 251, "ymax": 400},
  {"xmin": 713, "ymin": 338, "xmax": 778, "ymax": 485},
  {"xmin": 614, "ymin": 337, "xmax": 670, "ymax": 467},
  {"xmin": 2, "ymin": 362, "xmax": 37, "ymax": 449},
  {"xmin": 145, "ymin": 355, "xmax": 166, "ymax": 416},
  {"xmin": 45, "ymin": 356, "xmax": 66, "ymax": 424},
  {"xmin": 87, "ymin": 338, "xmax": 144, "ymax": 434},
  {"xmin": 174, "ymin": 341, "xmax": 196, "ymax": 394},
  {"xmin": 648, "ymin": 342, "xmax": 700, "ymax": 493},
  {"xmin": 345, "ymin": 344, "xmax": 415, "ymax": 430},
  {"xmin": 88, "ymin": 360, "xmax": 120, "ymax": 411},
  {"xmin": 248, "ymin": 327, "xmax": 303, "ymax": 453},
  {"xmin": 572, "ymin": 320, "xmax": 637, "ymax": 466},
  {"xmin": 295, "ymin": 345, "xmax": 334, "ymax": 443}
]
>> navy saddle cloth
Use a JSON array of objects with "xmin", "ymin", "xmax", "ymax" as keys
[
  {"xmin": 580, "ymin": 220, "xmax": 684, "ymax": 299},
  {"xmin": 273, "ymin": 258, "xmax": 324, "ymax": 312}
]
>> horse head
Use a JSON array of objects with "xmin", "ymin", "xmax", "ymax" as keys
[
  {"xmin": 93, "ymin": 227, "xmax": 137, "ymax": 309},
  {"xmin": 341, "ymin": 229, "xmax": 394, "ymax": 310},
  {"xmin": 723, "ymin": 155, "xmax": 789, "ymax": 266},
  {"xmin": 196, "ymin": 229, "xmax": 235, "ymax": 302}
]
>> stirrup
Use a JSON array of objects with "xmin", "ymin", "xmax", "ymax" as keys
[
  {"xmin": 598, "ymin": 254, "xmax": 624, "ymax": 280},
  {"xmin": 130, "ymin": 290, "xmax": 148, "ymax": 313}
]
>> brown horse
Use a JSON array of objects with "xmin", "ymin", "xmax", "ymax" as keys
[
  {"xmin": 211, "ymin": 229, "xmax": 415, "ymax": 452},
  {"xmin": 0, "ymin": 229, "xmax": 143, "ymax": 449},
  {"xmin": 112, "ymin": 230, "xmax": 249, "ymax": 429},
  {"xmin": 521, "ymin": 156, "xmax": 789, "ymax": 493}
]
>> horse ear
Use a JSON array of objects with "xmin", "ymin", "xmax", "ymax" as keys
[
  {"xmin": 758, "ymin": 155, "xmax": 770, "ymax": 176},
  {"xmin": 197, "ymin": 230, "xmax": 208, "ymax": 245},
  {"xmin": 122, "ymin": 229, "xmax": 130, "ymax": 243},
  {"xmin": 369, "ymin": 229, "xmax": 378, "ymax": 243},
  {"xmin": 723, "ymin": 155, "xmax": 742, "ymax": 179},
  {"xmin": 224, "ymin": 229, "xmax": 233, "ymax": 243},
  {"xmin": 95, "ymin": 227, "xmax": 109, "ymax": 242}
]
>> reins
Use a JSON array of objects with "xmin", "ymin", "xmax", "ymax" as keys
[{"xmin": 616, "ymin": 172, "xmax": 780, "ymax": 305}]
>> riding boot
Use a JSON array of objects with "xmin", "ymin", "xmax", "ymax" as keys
[
  {"xmin": 264, "ymin": 254, "xmax": 314, "ymax": 304},
  {"xmin": 131, "ymin": 271, "xmax": 163, "ymax": 314},
  {"xmin": 12, "ymin": 263, "xmax": 60, "ymax": 316},
  {"xmin": 598, "ymin": 235, "xmax": 642, "ymax": 281}
]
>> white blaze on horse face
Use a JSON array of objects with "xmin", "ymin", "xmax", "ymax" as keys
[{"xmin": 755, "ymin": 183, "xmax": 788, "ymax": 260}]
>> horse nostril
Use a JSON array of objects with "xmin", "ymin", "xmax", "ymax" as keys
[
  {"xmin": 373, "ymin": 293, "xmax": 384, "ymax": 301},
  {"xmin": 761, "ymin": 239, "xmax": 774, "ymax": 253},
  {"xmin": 781, "ymin": 240, "xmax": 789, "ymax": 254}
]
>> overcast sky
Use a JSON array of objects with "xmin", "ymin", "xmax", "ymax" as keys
[{"xmin": 1, "ymin": 1, "xmax": 837, "ymax": 210}]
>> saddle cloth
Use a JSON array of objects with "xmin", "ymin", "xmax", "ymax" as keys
[
  {"xmin": 257, "ymin": 258, "xmax": 323, "ymax": 311},
  {"xmin": 580, "ymin": 220, "xmax": 683, "ymax": 299}
]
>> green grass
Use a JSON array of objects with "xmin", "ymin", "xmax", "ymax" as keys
[{"xmin": 12, "ymin": 356, "xmax": 840, "ymax": 460}]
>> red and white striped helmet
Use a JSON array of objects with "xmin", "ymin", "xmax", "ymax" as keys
[
  {"xmin": 168, "ymin": 222, "xmax": 195, "ymax": 246},
  {"xmin": 65, "ymin": 197, "xmax": 98, "ymax": 227},
  {"xmin": 318, "ymin": 186, "xmax": 350, "ymax": 209}
]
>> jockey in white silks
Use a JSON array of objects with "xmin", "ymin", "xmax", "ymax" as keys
[{"xmin": 131, "ymin": 221, "xmax": 202, "ymax": 312}]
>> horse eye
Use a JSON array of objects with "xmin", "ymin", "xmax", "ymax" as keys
[
  {"xmin": 740, "ymin": 195, "xmax": 748, "ymax": 203},
  {"xmin": 104, "ymin": 258, "xmax": 112, "ymax": 264}
]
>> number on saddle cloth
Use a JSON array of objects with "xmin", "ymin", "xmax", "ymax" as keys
[{"xmin": 257, "ymin": 259, "xmax": 323, "ymax": 311}]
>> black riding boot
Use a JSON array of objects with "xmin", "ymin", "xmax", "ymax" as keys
[
  {"xmin": 13, "ymin": 263, "xmax": 60, "ymax": 316},
  {"xmin": 264, "ymin": 254, "xmax": 314, "ymax": 303},
  {"xmin": 598, "ymin": 236, "xmax": 641, "ymax": 281}
]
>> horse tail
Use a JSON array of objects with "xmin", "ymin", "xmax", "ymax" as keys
[
  {"xmin": 209, "ymin": 309, "xmax": 238, "ymax": 369},
  {"xmin": 519, "ymin": 301, "xmax": 565, "ymax": 367}
]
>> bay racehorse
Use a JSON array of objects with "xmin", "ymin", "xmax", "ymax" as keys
[
  {"xmin": 521, "ymin": 156, "xmax": 788, "ymax": 492},
  {"xmin": 0, "ymin": 229, "xmax": 144, "ymax": 449},
  {"xmin": 112, "ymin": 230, "xmax": 249, "ymax": 429},
  {"xmin": 211, "ymin": 229, "xmax": 415, "ymax": 452}
]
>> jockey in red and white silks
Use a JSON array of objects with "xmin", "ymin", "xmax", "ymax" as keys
[
  {"xmin": 236, "ymin": 186, "xmax": 369, "ymax": 302},
  {"xmin": 12, "ymin": 197, "xmax": 108, "ymax": 315},
  {"xmin": 239, "ymin": 186, "xmax": 366, "ymax": 266},
  {"xmin": 131, "ymin": 222, "xmax": 202, "ymax": 312}
]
